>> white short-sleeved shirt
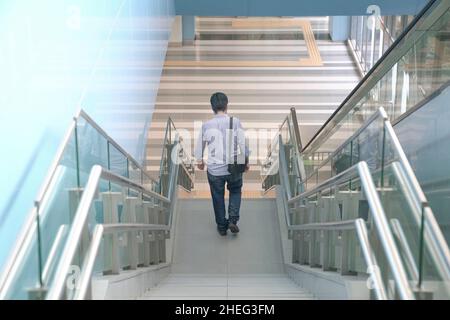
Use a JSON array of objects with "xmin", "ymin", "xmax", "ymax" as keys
[{"xmin": 194, "ymin": 114, "xmax": 249, "ymax": 176}]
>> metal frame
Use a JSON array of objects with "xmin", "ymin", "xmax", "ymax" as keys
[
  {"xmin": 77, "ymin": 110, "xmax": 157, "ymax": 186},
  {"xmin": 285, "ymin": 161, "xmax": 414, "ymax": 300},
  {"xmin": 261, "ymin": 107, "xmax": 305, "ymax": 193},
  {"xmin": 0, "ymin": 105, "xmax": 194, "ymax": 299},
  {"xmin": 271, "ymin": 105, "xmax": 450, "ymax": 299},
  {"xmin": 0, "ymin": 108, "xmax": 160, "ymax": 297},
  {"xmin": 299, "ymin": 99, "xmax": 450, "ymax": 277},
  {"xmin": 355, "ymin": 219, "xmax": 388, "ymax": 300},
  {"xmin": 46, "ymin": 166, "xmax": 171, "ymax": 300},
  {"xmin": 47, "ymin": 133, "xmax": 187, "ymax": 300},
  {"xmin": 73, "ymin": 222, "xmax": 171, "ymax": 300}
]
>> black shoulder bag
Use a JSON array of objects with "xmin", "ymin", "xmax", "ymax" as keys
[{"xmin": 227, "ymin": 116, "xmax": 247, "ymax": 175}]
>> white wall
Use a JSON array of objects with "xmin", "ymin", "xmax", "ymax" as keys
[{"xmin": 0, "ymin": 0, "xmax": 174, "ymax": 275}]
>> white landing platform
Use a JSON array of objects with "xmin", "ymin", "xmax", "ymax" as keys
[{"xmin": 138, "ymin": 274, "xmax": 315, "ymax": 300}]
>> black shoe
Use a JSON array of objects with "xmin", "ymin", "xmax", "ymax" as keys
[
  {"xmin": 218, "ymin": 228, "xmax": 227, "ymax": 236},
  {"xmin": 228, "ymin": 223, "xmax": 240, "ymax": 234}
]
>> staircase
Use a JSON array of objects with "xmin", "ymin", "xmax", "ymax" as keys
[
  {"xmin": 145, "ymin": 16, "xmax": 360, "ymax": 197},
  {"xmin": 140, "ymin": 274, "xmax": 314, "ymax": 300},
  {"xmin": 140, "ymin": 198, "xmax": 314, "ymax": 299}
]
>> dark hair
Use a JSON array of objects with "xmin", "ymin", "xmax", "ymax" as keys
[{"xmin": 210, "ymin": 92, "xmax": 228, "ymax": 113}]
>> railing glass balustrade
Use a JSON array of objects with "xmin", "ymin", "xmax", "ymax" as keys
[
  {"xmin": 261, "ymin": 108, "xmax": 307, "ymax": 198},
  {"xmin": 158, "ymin": 117, "xmax": 194, "ymax": 198},
  {"xmin": 0, "ymin": 110, "xmax": 193, "ymax": 300},
  {"xmin": 45, "ymin": 166, "xmax": 175, "ymax": 300},
  {"xmin": 263, "ymin": 105, "xmax": 450, "ymax": 299}
]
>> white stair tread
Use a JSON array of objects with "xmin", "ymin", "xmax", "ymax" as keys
[{"xmin": 139, "ymin": 274, "xmax": 314, "ymax": 300}]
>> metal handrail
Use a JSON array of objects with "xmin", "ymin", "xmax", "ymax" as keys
[
  {"xmin": 158, "ymin": 117, "xmax": 195, "ymax": 195},
  {"xmin": 78, "ymin": 110, "xmax": 158, "ymax": 185},
  {"xmin": 287, "ymin": 217, "xmax": 387, "ymax": 300},
  {"xmin": 289, "ymin": 219, "xmax": 357, "ymax": 231},
  {"xmin": 0, "ymin": 108, "xmax": 160, "ymax": 297},
  {"xmin": 0, "ymin": 103, "xmax": 192, "ymax": 299},
  {"xmin": 354, "ymin": 219, "xmax": 388, "ymax": 300},
  {"xmin": 48, "ymin": 132, "xmax": 185, "ymax": 300},
  {"xmin": 390, "ymin": 162, "xmax": 450, "ymax": 283},
  {"xmin": 102, "ymin": 223, "xmax": 170, "ymax": 233},
  {"xmin": 286, "ymin": 161, "xmax": 414, "ymax": 300},
  {"xmin": 46, "ymin": 134, "xmax": 185, "ymax": 300},
  {"xmin": 275, "ymin": 107, "xmax": 450, "ymax": 298},
  {"xmin": 73, "ymin": 222, "xmax": 170, "ymax": 300},
  {"xmin": 285, "ymin": 106, "xmax": 450, "ymax": 279},
  {"xmin": 46, "ymin": 165, "xmax": 171, "ymax": 300},
  {"xmin": 73, "ymin": 224, "xmax": 104, "ymax": 300},
  {"xmin": 41, "ymin": 225, "xmax": 68, "ymax": 285},
  {"xmin": 261, "ymin": 107, "xmax": 304, "ymax": 188}
]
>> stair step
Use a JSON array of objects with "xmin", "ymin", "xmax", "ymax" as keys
[{"xmin": 139, "ymin": 274, "xmax": 314, "ymax": 300}]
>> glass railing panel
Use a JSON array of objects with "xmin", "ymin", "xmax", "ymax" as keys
[
  {"xmin": 372, "ymin": 165, "xmax": 422, "ymax": 286},
  {"xmin": 339, "ymin": 114, "xmax": 423, "ymax": 286},
  {"xmin": 277, "ymin": 117, "xmax": 302, "ymax": 197},
  {"xmin": 2, "ymin": 109, "xmax": 168, "ymax": 299},
  {"xmin": 108, "ymin": 143, "xmax": 128, "ymax": 179},
  {"xmin": 143, "ymin": 172, "xmax": 158, "ymax": 194},
  {"xmin": 42, "ymin": 176, "xmax": 110, "ymax": 298},
  {"xmin": 128, "ymin": 161, "xmax": 142, "ymax": 198},
  {"xmin": 294, "ymin": 107, "xmax": 450, "ymax": 297},
  {"xmin": 158, "ymin": 121, "xmax": 171, "ymax": 197},
  {"xmin": 76, "ymin": 117, "xmax": 109, "ymax": 186},
  {"xmin": 4, "ymin": 129, "xmax": 80, "ymax": 299},
  {"xmin": 36, "ymin": 167, "xmax": 81, "ymax": 292},
  {"xmin": 111, "ymin": 182, "xmax": 131, "ymax": 274},
  {"xmin": 157, "ymin": 118, "xmax": 195, "ymax": 196},
  {"xmin": 261, "ymin": 133, "xmax": 280, "ymax": 192},
  {"xmin": 336, "ymin": 178, "xmax": 366, "ymax": 275},
  {"xmin": 419, "ymin": 212, "xmax": 450, "ymax": 299},
  {"xmin": 90, "ymin": 235, "xmax": 107, "ymax": 296},
  {"xmin": 391, "ymin": 9, "xmax": 450, "ymax": 112},
  {"xmin": 54, "ymin": 175, "xmax": 132, "ymax": 299},
  {"xmin": 339, "ymin": 172, "xmax": 401, "ymax": 299},
  {"xmin": 367, "ymin": 213, "xmax": 400, "ymax": 299},
  {"xmin": 292, "ymin": 168, "xmax": 403, "ymax": 298},
  {"xmin": 382, "ymin": 127, "xmax": 450, "ymax": 297},
  {"xmin": 2, "ymin": 228, "xmax": 42, "ymax": 299},
  {"xmin": 352, "ymin": 112, "xmax": 450, "ymax": 297}
]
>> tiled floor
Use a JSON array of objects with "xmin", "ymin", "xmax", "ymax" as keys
[
  {"xmin": 146, "ymin": 16, "xmax": 360, "ymax": 195},
  {"xmin": 138, "ymin": 198, "xmax": 315, "ymax": 300},
  {"xmin": 139, "ymin": 274, "xmax": 314, "ymax": 300}
]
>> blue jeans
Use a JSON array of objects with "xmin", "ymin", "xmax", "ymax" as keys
[{"xmin": 207, "ymin": 172, "xmax": 243, "ymax": 231}]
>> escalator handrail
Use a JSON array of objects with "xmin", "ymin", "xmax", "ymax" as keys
[{"xmin": 301, "ymin": 0, "xmax": 440, "ymax": 154}]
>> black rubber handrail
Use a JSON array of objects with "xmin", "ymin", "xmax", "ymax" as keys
[{"xmin": 301, "ymin": 0, "xmax": 438, "ymax": 153}]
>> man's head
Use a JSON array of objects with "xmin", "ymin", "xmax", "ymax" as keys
[{"xmin": 210, "ymin": 92, "xmax": 228, "ymax": 114}]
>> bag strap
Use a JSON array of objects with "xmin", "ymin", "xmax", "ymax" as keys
[{"xmin": 228, "ymin": 116, "xmax": 233, "ymax": 165}]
